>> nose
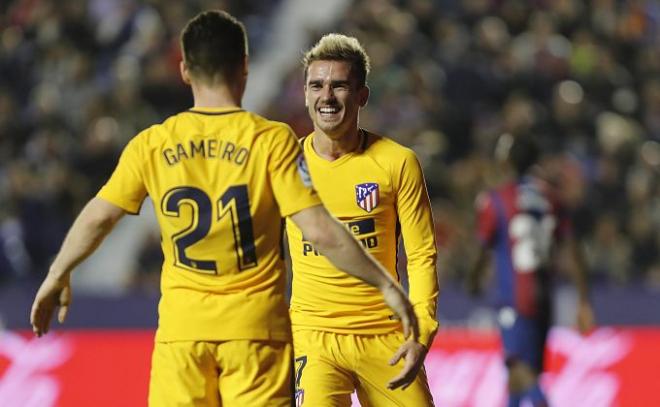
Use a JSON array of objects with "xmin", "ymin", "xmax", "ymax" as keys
[{"xmin": 320, "ymin": 84, "xmax": 335, "ymax": 100}]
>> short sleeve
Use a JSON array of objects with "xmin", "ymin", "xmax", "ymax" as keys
[
  {"xmin": 97, "ymin": 136, "xmax": 148, "ymax": 214},
  {"xmin": 267, "ymin": 126, "xmax": 320, "ymax": 216}
]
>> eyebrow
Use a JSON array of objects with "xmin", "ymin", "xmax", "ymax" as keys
[{"xmin": 307, "ymin": 79, "xmax": 351, "ymax": 87}]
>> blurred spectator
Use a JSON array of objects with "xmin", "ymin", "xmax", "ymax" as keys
[
  {"xmin": 1, "ymin": 0, "xmax": 658, "ymax": 291},
  {"xmin": 266, "ymin": 0, "xmax": 659, "ymax": 288},
  {"xmin": 0, "ymin": 0, "xmax": 283, "ymax": 284},
  {"xmin": 129, "ymin": 230, "xmax": 163, "ymax": 295}
]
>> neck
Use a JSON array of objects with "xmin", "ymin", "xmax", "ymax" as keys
[
  {"xmin": 312, "ymin": 127, "xmax": 362, "ymax": 161},
  {"xmin": 190, "ymin": 81, "xmax": 242, "ymax": 109}
]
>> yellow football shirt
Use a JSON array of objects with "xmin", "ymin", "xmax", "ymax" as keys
[
  {"xmin": 97, "ymin": 107, "xmax": 320, "ymax": 342},
  {"xmin": 287, "ymin": 131, "xmax": 439, "ymax": 347}
]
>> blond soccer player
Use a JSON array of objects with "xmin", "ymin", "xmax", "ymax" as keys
[
  {"xmin": 287, "ymin": 34, "xmax": 439, "ymax": 406},
  {"xmin": 30, "ymin": 12, "xmax": 418, "ymax": 407}
]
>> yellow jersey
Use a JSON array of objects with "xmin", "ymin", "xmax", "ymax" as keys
[
  {"xmin": 97, "ymin": 107, "xmax": 320, "ymax": 342},
  {"xmin": 286, "ymin": 131, "xmax": 439, "ymax": 347}
]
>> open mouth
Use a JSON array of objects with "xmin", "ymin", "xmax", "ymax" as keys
[{"xmin": 318, "ymin": 105, "xmax": 341, "ymax": 118}]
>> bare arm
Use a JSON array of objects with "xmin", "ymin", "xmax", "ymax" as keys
[
  {"xmin": 467, "ymin": 245, "xmax": 490, "ymax": 296},
  {"xmin": 566, "ymin": 237, "xmax": 589, "ymax": 301},
  {"xmin": 30, "ymin": 197, "xmax": 126, "ymax": 336},
  {"xmin": 566, "ymin": 236, "xmax": 595, "ymax": 333},
  {"xmin": 290, "ymin": 205, "xmax": 418, "ymax": 340}
]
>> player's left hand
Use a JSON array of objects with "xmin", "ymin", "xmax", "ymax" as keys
[
  {"xmin": 576, "ymin": 300, "xmax": 595, "ymax": 334},
  {"xmin": 387, "ymin": 338, "xmax": 427, "ymax": 391},
  {"xmin": 30, "ymin": 273, "xmax": 72, "ymax": 337}
]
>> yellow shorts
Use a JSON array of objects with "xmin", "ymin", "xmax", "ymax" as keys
[
  {"xmin": 149, "ymin": 339, "xmax": 293, "ymax": 407},
  {"xmin": 293, "ymin": 330, "xmax": 434, "ymax": 406}
]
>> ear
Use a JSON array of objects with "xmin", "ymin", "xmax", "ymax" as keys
[
  {"xmin": 358, "ymin": 85, "xmax": 370, "ymax": 107},
  {"xmin": 180, "ymin": 60, "xmax": 191, "ymax": 85},
  {"xmin": 303, "ymin": 83, "xmax": 309, "ymax": 107},
  {"xmin": 242, "ymin": 55, "xmax": 249, "ymax": 78}
]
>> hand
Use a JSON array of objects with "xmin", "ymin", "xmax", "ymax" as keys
[
  {"xmin": 387, "ymin": 339, "xmax": 428, "ymax": 391},
  {"xmin": 30, "ymin": 273, "xmax": 72, "ymax": 337},
  {"xmin": 576, "ymin": 300, "xmax": 595, "ymax": 335},
  {"xmin": 380, "ymin": 282, "xmax": 419, "ymax": 341}
]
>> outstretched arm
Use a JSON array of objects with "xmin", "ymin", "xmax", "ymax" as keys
[
  {"xmin": 30, "ymin": 197, "xmax": 126, "ymax": 336},
  {"xmin": 290, "ymin": 205, "xmax": 419, "ymax": 341}
]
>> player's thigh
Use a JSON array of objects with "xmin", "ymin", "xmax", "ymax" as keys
[
  {"xmin": 354, "ymin": 333, "xmax": 435, "ymax": 407},
  {"xmin": 149, "ymin": 341, "xmax": 220, "ymax": 407},
  {"xmin": 217, "ymin": 340, "xmax": 293, "ymax": 407},
  {"xmin": 293, "ymin": 330, "xmax": 355, "ymax": 407},
  {"xmin": 499, "ymin": 308, "xmax": 549, "ymax": 371}
]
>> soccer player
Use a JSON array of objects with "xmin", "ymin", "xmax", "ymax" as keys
[
  {"xmin": 468, "ymin": 134, "xmax": 595, "ymax": 407},
  {"xmin": 30, "ymin": 11, "xmax": 418, "ymax": 407},
  {"xmin": 287, "ymin": 34, "xmax": 439, "ymax": 406}
]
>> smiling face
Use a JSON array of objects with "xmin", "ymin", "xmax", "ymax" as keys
[{"xmin": 304, "ymin": 60, "xmax": 369, "ymax": 140}]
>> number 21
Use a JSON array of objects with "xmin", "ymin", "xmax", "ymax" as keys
[{"xmin": 161, "ymin": 185, "xmax": 257, "ymax": 274}]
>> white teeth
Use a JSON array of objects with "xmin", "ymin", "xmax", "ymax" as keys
[{"xmin": 319, "ymin": 107, "xmax": 338, "ymax": 114}]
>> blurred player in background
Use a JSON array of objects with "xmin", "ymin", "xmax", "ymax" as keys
[
  {"xmin": 30, "ymin": 11, "xmax": 418, "ymax": 407},
  {"xmin": 287, "ymin": 34, "xmax": 438, "ymax": 406},
  {"xmin": 468, "ymin": 134, "xmax": 595, "ymax": 407}
]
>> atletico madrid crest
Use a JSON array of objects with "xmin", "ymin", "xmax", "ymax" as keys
[{"xmin": 355, "ymin": 183, "xmax": 379, "ymax": 213}]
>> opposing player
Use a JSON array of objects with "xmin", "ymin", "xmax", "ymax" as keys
[
  {"xmin": 468, "ymin": 134, "xmax": 594, "ymax": 407},
  {"xmin": 287, "ymin": 34, "xmax": 439, "ymax": 406},
  {"xmin": 30, "ymin": 11, "xmax": 418, "ymax": 407}
]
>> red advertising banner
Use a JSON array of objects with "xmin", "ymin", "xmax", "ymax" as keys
[
  {"xmin": 0, "ymin": 331, "xmax": 154, "ymax": 407},
  {"xmin": 1, "ymin": 327, "xmax": 659, "ymax": 406},
  {"xmin": 426, "ymin": 327, "xmax": 660, "ymax": 407}
]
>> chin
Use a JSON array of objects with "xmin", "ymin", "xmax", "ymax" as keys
[
  {"xmin": 313, "ymin": 120, "xmax": 336, "ymax": 131},
  {"xmin": 318, "ymin": 124, "xmax": 343, "ymax": 136}
]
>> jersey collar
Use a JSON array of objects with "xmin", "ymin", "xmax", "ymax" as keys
[{"xmin": 187, "ymin": 107, "xmax": 244, "ymax": 116}]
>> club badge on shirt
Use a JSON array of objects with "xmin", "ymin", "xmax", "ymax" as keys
[{"xmin": 355, "ymin": 183, "xmax": 379, "ymax": 213}]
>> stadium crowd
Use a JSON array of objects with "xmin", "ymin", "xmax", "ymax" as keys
[{"xmin": 1, "ymin": 0, "xmax": 658, "ymax": 291}]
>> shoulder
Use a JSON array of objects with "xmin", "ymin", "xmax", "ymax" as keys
[
  {"xmin": 122, "ymin": 123, "xmax": 160, "ymax": 152},
  {"xmin": 475, "ymin": 189, "xmax": 494, "ymax": 211},
  {"xmin": 477, "ymin": 181, "xmax": 514, "ymax": 210},
  {"xmin": 122, "ymin": 111, "xmax": 199, "ymax": 153},
  {"xmin": 132, "ymin": 113, "xmax": 182, "ymax": 144},
  {"xmin": 240, "ymin": 114, "xmax": 296, "ymax": 150},
  {"xmin": 532, "ymin": 177, "xmax": 564, "ymax": 213},
  {"xmin": 246, "ymin": 112, "xmax": 294, "ymax": 135},
  {"xmin": 364, "ymin": 131, "xmax": 418, "ymax": 164}
]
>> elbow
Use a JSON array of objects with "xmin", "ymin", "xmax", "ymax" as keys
[
  {"xmin": 81, "ymin": 198, "xmax": 123, "ymax": 233},
  {"xmin": 305, "ymin": 225, "xmax": 339, "ymax": 252},
  {"xmin": 293, "ymin": 205, "xmax": 343, "ymax": 252},
  {"xmin": 83, "ymin": 211, "xmax": 117, "ymax": 234},
  {"xmin": 306, "ymin": 216, "xmax": 345, "ymax": 253}
]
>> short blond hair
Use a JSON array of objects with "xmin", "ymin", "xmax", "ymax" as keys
[{"xmin": 302, "ymin": 33, "xmax": 371, "ymax": 87}]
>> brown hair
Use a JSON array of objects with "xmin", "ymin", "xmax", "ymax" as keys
[{"xmin": 180, "ymin": 10, "xmax": 248, "ymax": 83}]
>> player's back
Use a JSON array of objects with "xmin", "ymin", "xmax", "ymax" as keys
[
  {"xmin": 142, "ymin": 108, "xmax": 280, "ymax": 278},
  {"xmin": 478, "ymin": 176, "xmax": 560, "ymax": 316},
  {"xmin": 100, "ymin": 107, "xmax": 314, "ymax": 342}
]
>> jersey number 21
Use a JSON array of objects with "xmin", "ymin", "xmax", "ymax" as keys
[{"xmin": 161, "ymin": 185, "xmax": 257, "ymax": 274}]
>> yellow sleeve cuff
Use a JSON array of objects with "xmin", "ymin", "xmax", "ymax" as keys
[{"xmin": 415, "ymin": 307, "xmax": 439, "ymax": 349}]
